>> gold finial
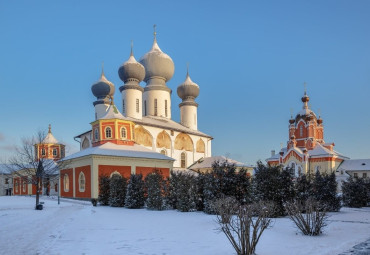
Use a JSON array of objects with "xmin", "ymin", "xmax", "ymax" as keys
[
  {"xmin": 153, "ymin": 24, "xmax": 157, "ymax": 39},
  {"xmin": 304, "ymin": 82, "xmax": 307, "ymax": 95},
  {"xmin": 48, "ymin": 124, "xmax": 51, "ymax": 134},
  {"xmin": 130, "ymin": 40, "xmax": 133, "ymax": 56},
  {"xmin": 101, "ymin": 61, "xmax": 105, "ymax": 77}
]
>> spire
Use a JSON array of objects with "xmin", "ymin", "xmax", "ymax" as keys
[
  {"xmin": 101, "ymin": 61, "xmax": 105, "ymax": 77},
  {"xmin": 151, "ymin": 24, "xmax": 161, "ymax": 51},
  {"xmin": 304, "ymin": 82, "xmax": 307, "ymax": 95},
  {"xmin": 130, "ymin": 40, "xmax": 133, "ymax": 57},
  {"xmin": 186, "ymin": 62, "xmax": 189, "ymax": 78},
  {"xmin": 153, "ymin": 24, "xmax": 157, "ymax": 40},
  {"xmin": 48, "ymin": 124, "xmax": 51, "ymax": 134}
]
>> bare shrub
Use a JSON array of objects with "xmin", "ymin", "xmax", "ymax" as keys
[
  {"xmin": 285, "ymin": 198, "xmax": 328, "ymax": 236},
  {"xmin": 215, "ymin": 197, "xmax": 273, "ymax": 255}
]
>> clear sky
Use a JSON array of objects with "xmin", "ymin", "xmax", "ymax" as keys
[{"xmin": 0, "ymin": 0, "xmax": 369, "ymax": 165}]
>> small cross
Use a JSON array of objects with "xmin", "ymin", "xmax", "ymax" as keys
[
  {"xmin": 304, "ymin": 82, "xmax": 307, "ymax": 94},
  {"xmin": 153, "ymin": 24, "xmax": 157, "ymax": 37}
]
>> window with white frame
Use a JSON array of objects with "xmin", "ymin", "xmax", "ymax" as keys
[
  {"xmin": 64, "ymin": 174, "xmax": 69, "ymax": 192},
  {"xmin": 53, "ymin": 148, "xmax": 57, "ymax": 156},
  {"xmin": 121, "ymin": 127, "xmax": 127, "ymax": 139},
  {"xmin": 105, "ymin": 127, "xmax": 112, "ymax": 138},
  {"xmin": 79, "ymin": 172, "xmax": 85, "ymax": 192},
  {"xmin": 41, "ymin": 148, "xmax": 46, "ymax": 156}
]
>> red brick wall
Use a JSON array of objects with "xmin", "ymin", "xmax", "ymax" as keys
[
  {"xmin": 75, "ymin": 165, "xmax": 91, "ymax": 198},
  {"xmin": 136, "ymin": 167, "xmax": 170, "ymax": 178},
  {"xmin": 60, "ymin": 168, "xmax": 73, "ymax": 197},
  {"xmin": 98, "ymin": 165, "xmax": 131, "ymax": 179}
]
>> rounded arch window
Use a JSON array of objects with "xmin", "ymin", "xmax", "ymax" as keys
[
  {"xmin": 181, "ymin": 152, "xmax": 186, "ymax": 168},
  {"xmin": 121, "ymin": 127, "xmax": 127, "ymax": 139},
  {"xmin": 105, "ymin": 127, "xmax": 112, "ymax": 138},
  {"xmin": 79, "ymin": 172, "xmax": 85, "ymax": 192},
  {"xmin": 64, "ymin": 174, "xmax": 69, "ymax": 192},
  {"xmin": 53, "ymin": 148, "xmax": 57, "ymax": 156},
  {"xmin": 41, "ymin": 148, "xmax": 46, "ymax": 156}
]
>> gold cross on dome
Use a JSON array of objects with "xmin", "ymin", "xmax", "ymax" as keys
[{"xmin": 153, "ymin": 24, "xmax": 157, "ymax": 38}]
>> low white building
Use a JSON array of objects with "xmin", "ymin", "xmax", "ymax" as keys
[{"xmin": 0, "ymin": 164, "xmax": 13, "ymax": 196}]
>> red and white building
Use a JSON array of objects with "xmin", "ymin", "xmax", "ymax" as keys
[{"xmin": 266, "ymin": 90, "xmax": 349, "ymax": 176}]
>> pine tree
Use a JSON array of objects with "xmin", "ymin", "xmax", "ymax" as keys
[
  {"xmin": 203, "ymin": 171, "xmax": 220, "ymax": 214},
  {"xmin": 109, "ymin": 174, "xmax": 127, "ymax": 207},
  {"xmin": 295, "ymin": 174, "xmax": 312, "ymax": 203},
  {"xmin": 168, "ymin": 171, "xmax": 181, "ymax": 209},
  {"xmin": 311, "ymin": 171, "xmax": 341, "ymax": 211},
  {"xmin": 176, "ymin": 173, "xmax": 197, "ymax": 212},
  {"xmin": 145, "ymin": 171, "xmax": 165, "ymax": 210},
  {"xmin": 98, "ymin": 174, "xmax": 110, "ymax": 206},
  {"xmin": 342, "ymin": 177, "xmax": 368, "ymax": 208},
  {"xmin": 125, "ymin": 174, "xmax": 145, "ymax": 209}
]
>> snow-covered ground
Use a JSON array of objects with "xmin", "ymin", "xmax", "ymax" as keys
[{"xmin": 0, "ymin": 196, "xmax": 369, "ymax": 255}]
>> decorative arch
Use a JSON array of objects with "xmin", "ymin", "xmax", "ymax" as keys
[
  {"xmin": 196, "ymin": 139, "xmax": 205, "ymax": 153},
  {"xmin": 82, "ymin": 137, "xmax": 90, "ymax": 149},
  {"xmin": 156, "ymin": 130, "xmax": 171, "ymax": 149},
  {"xmin": 174, "ymin": 133, "xmax": 193, "ymax": 152},
  {"xmin": 134, "ymin": 125, "xmax": 153, "ymax": 147},
  {"xmin": 121, "ymin": 127, "xmax": 127, "ymax": 139},
  {"xmin": 79, "ymin": 172, "xmax": 85, "ymax": 192}
]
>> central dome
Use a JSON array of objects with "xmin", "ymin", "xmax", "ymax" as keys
[{"xmin": 139, "ymin": 38, "xmax": 175, "ymax": 83}]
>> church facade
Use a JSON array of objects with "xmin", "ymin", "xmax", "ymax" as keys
[
  {"xmin": 76, "ymin": 31, "xmax": 212, "ymax": 170},
  {"xmin": 266, "ymin": 90, "xmax": 349, "ymax": 176},
  {"xmin": 59, "ymin": 30, "xmax": 211, "ymax": 199}
]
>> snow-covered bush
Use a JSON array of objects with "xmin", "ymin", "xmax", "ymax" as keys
[
  {"xmin": 145, "ymin": 171, "xmax": 165, "ymax": 210},
  {"xmin": 98, "ymin": 174, "xmax": 110, "ymax": 206},
  {"xmin": 342, "ymin": 177, "xmax": 368, "ymax": 208},
  {"xmin": 176, "ymin": 172, "xmax": 197, "ymax": 212},
  {"xmin": 125, "ymin": 174, "xmax": 145, "ymax": 209},
  {"xmin": 109, "ymin": 174, "xmax": 127, "ymax": 207},
  {"xmin": 285, "ymin": 198, "xmax": 328, "ymax": 236},
  {"xmin": 311, "ymin": 171, "xmax": 341, "ymax": 212}
]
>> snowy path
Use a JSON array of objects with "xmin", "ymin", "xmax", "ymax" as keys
[{"xmin": 1, "ymin": 196, "xmax": 370, "ymax": 255}]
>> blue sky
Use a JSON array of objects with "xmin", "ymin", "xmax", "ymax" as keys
[{"xmin": 0, "ymin": 0, "xmax": 369, "ymax": 164}]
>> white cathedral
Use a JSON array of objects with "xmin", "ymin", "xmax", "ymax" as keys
[{"xmin": 76, "ymin": 30, "xmax": 212, "ymax": 169}]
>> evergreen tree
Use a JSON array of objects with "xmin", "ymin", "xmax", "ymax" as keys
[
  {"xmin": 195, "ymin": 173, "xmax": 205, "ymax": 211},
  {"xmin": 109, "ymin": 174, "xmax": 127, "ymax": 207},
  {"xmin": 98, "ymin": 174, "xmax": 110, "ymax": 206},
  {"xmin": 168, "ymin": 171, "xmax": 181, "ymax": 209},
  {"xmin": 342, "ymin": 177, "xmax": 368, "ymax": 208},
  {"xmin": 125, "ymin": 174, "xmax": 145, "ymax": 209},
  {"xmin": 203, "ymin": 171, "xmax": 220, "ymax": 214},
  {"xmin": 145, "ymin": 171, "xmax": 165, "ymax": 210},
  {"xmin": 176, "ymin": 173, "xmax": 197, "ymax": 212},
  {"xmin": 295, "ymin": 174, "xmax": 312, "ymax": 203},
  {"xmin": 311, "ymin": 171, "xmax": 341, "ymax": 211}
]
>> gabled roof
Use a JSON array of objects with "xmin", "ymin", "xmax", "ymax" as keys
[
  {"xmin": 42, "ymin": 132, "xmax": 59, "ymax": 144},
  {"xmin": 60, "ymin": 142, "xmax": 174, "ymax": 162},
  {"xmin": 338, "ymin": 159, "xmax": 370, "ymax": 171},
  {"xmin": 189, "ymin": 156, "xmax": 253, "ymax": 170},
  {"xmin": 308, "ymin": 143, "xmax": 348, "ymax": 159}
]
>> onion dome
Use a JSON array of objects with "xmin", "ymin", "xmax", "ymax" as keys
[
  {"xmin": 91, "ymin": 69, "xmax": 115, "ymax": 100},
  {"xmin": 139, "ymin": 30, "xmax": 174, "ymax": 83},
  {"xmin": 301, "ymin": 93, "xmax": 309, "ymax": 103},
  {"xmin": 118, "ymin": 47, "xmax": 145, "ymax": 84},
  {"xmin": 317, "ymin": 116, "xmax": 323, "ymax": 124},
  {"xmin": 289, "ymin": 118, "xmax": 295, "ymax": 124},
  {"xmin": 177, "ymin": 69, "xmax": 199, "ymax": 101}
]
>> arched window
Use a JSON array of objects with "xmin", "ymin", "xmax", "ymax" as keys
[
  {"xmin": 144, "ymin": 100, "xmax": 147, "ymax": 116},
  {"xmin": 105, "ymin": 127, "xmax": 112, "ymax": 138},
  {"xmin": 121, "ymin": 127, "xmax": 127, "ymax": 139},
  {"xmin": 160, "ymin": 149, "xmax": 167, "ymax": 155},
  {"xmin": 154, "ymin": 99, "xmax": 158, "ymax": 116},
  {"xmin": 300, "ymin": 125, "xmax": 303, "ymax": 137},
  {"xmin": 22, "ymin": 180, "xmax": 26, "ymax": 193},
  {"xmin": 41, "ymin": 148, "xmax": 46, "ymax": 156},
  {"xmin": 64, "ymin": 174, "xmax": 69, "ymax": 192},
  {"xmin": 82, "ymin": 138, "xmax": 90, "ymax": 149},
  {"xmin": 181, "ymin": 152, "xmax": 186, "ymax": 168},
  {"xmin": 94, "ymin": 129, "xmax": 99, "ymax": 141},
  {"xmin": 79, "ymin": 172, "xmax": 85, "ymax": 192},
  {"xmin": 53, "ymin": 148, "xmax": 57, "ymax": 156},
  {"xmin": 136, "ymin": 99, "xmax": 140, "ymax": 113}
]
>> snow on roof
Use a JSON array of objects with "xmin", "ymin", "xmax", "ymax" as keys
[
  {"xmin": 99, "ymin": 104, "xmax": 126, "ymax": 120},
  {"xmin": 189, "ymin": 156, "xmax": 252, "ymax": 170},
  {"xmin": 338, "ymin": 159, "xmax": 370, "ymax": 171},
  {"xmin": 308, "ymin": 143, "xmax": 348, "ymax": 159},
  {"xmin": 60, "ymin": 142, "xmax": 174, "ymax": 162},
  {"xmin": 42, "ymin": 132, "xmax": 59, "ymax": 144},
  {"xmin": 125, "ymin": 115, "xmax": 212, "ymax": 139}
]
